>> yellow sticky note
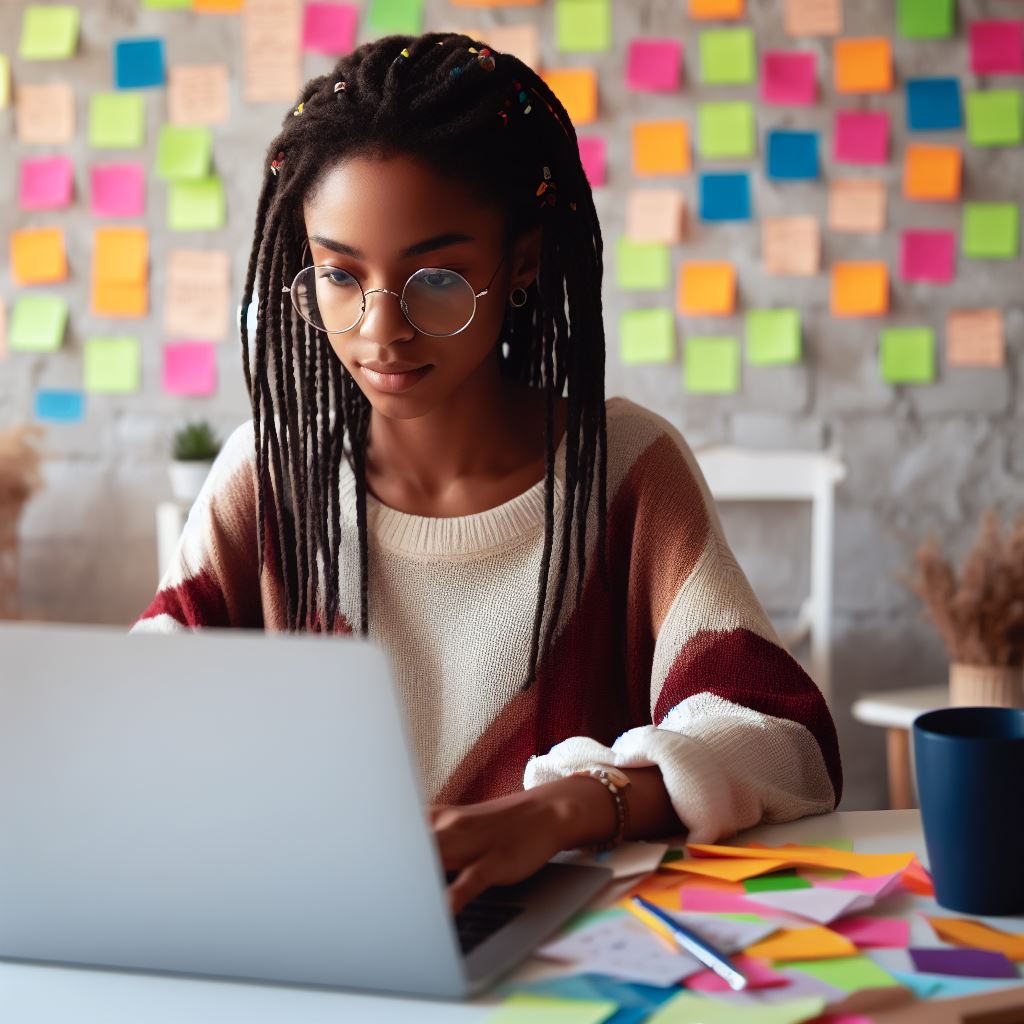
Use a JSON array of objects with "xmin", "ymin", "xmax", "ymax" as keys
[
  {"xmin": 663, "ymin": 857, "xmax": 790, "ymax": 881},
  {"xmin": 834, "ymin": 37, "xmax": 892, "ymax": 94},
  {"xmin": 541, "ymin": 67, "xmax": 597, "ymax": 125},
  {"xmin": 0, "ymin": 53, "xmax": 10, "ymax": 109},
  {"xmin": 94, "ymin": 226, "xmax": 148, "ymax": 285},
  {"xmin": 84, "ymin": 337, "xmax": 141, "ymax": 393},
  {"xmin": 686, "ymin": 842, "xmax": 914, "ymax": 877},
  {"xmin": 746, "ymin": 926, "xmax": 859, "ymax": 962},
  {"xmin": 927, "ymin": 917, "xmax": 1024, "ymax": 962},
  {"xmin": 632, "ymin": 120, "xmax": 690, "ymax": 176},
  {"xmin": 689, "ymin": 0, "xmax": 744, "ymax": 18},
  {"xmin": 903, "ymin": 143, "xmax": 961, "ymax": 201},
  {"xmin": 678, "ymin": 262, "xmax": 735, "ymax": 316},
  {"xmin": 830, "ymin": 262, "xmax": 889, "ymax": 317},
  {"xmin": 11, "ymin": 227, "xmax": 67, "ymax": 286}
]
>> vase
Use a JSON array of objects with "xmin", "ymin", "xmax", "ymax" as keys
[
  {"xmin": 168, "ymin": 459, "xmax": 213, "ymax": 505},
  {"xmin": 948, "ymin": 662, "xmax": 1024, "ymax": 709}
]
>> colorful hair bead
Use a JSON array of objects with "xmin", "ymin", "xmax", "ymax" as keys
[
  {"xmin": 270, "ymin": 150, "xmax": 285, "ymax": 176},
  {"xmin": 333, "ymin": 80, "xmax": 346, "ymax": 94},
  {"xmin": 292, "ymin": 101, "xmax": 304, "ymax": 116}
]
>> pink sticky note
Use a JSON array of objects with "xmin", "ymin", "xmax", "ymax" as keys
[
  {"xmin": 833, "ymin": 110, "xmax": 889, "ymax": 165},
  {"xmin": 302, "ymin": 2, "xmax": 358, "ymax": 54},
  {"xmin": 831, "ymin": 915, "xmax": 910, "ymax": 949},
  {"xmin": 761, "ymin": 51, "xmax": 817, "ymax": 105},
  {"xmin": 816, "ymin": 871, "xmax": 902, "ymax": 895},
  {"xmin": 163, "ymin": 342, "xmax": 217, "ymax": 396},
  {"xmin": 809, "ymin": 1016, "xmax": 876, "ymax": 1024},
  {"xmin": 578, "ymin": 135, "xmax": 607, "ymax": 187},
  {"xmin": 970, "ymin": 20, "xmax": 1024, "ymax": 75},
  {"xmin": 900, "ymin": 229, "xmax": 956, "ymax": 284},
  {"xmin": 686, "ymin": 954, "xmax": 789, "ymax": 992},
  {"xmin": 626, "ymin": 38, "xmax": 683, "ymax": 92},
  {"xmin": 19, "ymin": 156, "xmax": 74, "ymax": 211},
  {"xmin": 678, "ymin": 886, "xmax": 763, "ymax": 914},
  {"xmin": 91, "ymin": 163, "xmax": 146, "ymax": 218}
]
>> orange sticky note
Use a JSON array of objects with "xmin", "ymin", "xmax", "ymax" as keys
[
  {"xmin": 678, "ymin": 262, "xmax": 736, "ymax": 316},
  {"xmin": 830, "ymin": 262, "xmax": 889, "ymax": 317},
  {"xmin": 686, "ymin": 842, "xmax": 913, "ymax": 877},
  {"xmin": 927, "ymin": 917, "xmax": 1024, "ymax": 962},
  {"xmin": 834, "ymin": 37, "xmax": 892, "ymax": 94},
  {"xmin": 94, "ymin": 226, "xmax": 148, "ymax": 285},
  {"xmin": 903, "ymin": 144, "xmax": 961, "ymax": 201},
  {"xmin": 689, "ymin": 0, "xmax": 744, "ymax": 18},
  {"xmin": 194, "ymin": 0, "xmax": 243, "ymax": 10},
  {"xmin": 632, "ymin": 120, "xmax": 690, "ymax": 176},
  {"xmin": 541, "ymin": 67, "xmax": 597, "ymax": 126},
  {"xmin": 91, "ymin": 281, "xmax": 149, "ymax": 318},
  {"xmin": 663, "ymin": 857, "xmax": 789, "ymax": 882},
  {"xmin": 746, "ymin": 926, "xmax": 858, "ymax": 961},
  {"xmin": 11, "ymin": 227, "xmax": 67, "ymax": 286}
]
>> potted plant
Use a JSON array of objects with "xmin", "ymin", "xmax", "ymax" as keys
[
  {"xmin": 903, "ymin": 509, "xmax": 1024, "ymax": 707},
  {"xmin": 169, "ymin": 421, "xmax": 221, "ymax": 505}
]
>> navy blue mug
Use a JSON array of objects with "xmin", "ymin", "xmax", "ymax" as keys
[{"xmin": 913, "ymin": 706, "xmax": 1024, "ymax": 915}]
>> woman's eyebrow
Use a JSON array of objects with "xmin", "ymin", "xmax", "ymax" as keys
[{"xmin": 307, "ymin": 231, "xmax": 475, "ymax": 260}]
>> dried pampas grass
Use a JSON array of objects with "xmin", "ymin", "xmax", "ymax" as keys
[{"xmin": 0, "ymin": 423, "xmax": 46, "ymax": 619}]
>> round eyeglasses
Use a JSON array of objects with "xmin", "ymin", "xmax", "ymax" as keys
[{"xmin": 285, "ymin": 247, "xmax": 508, "ymax": 338}]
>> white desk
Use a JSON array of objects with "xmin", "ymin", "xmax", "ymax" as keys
[{"xmin": 5, "ymin": 810, "xmax": 1022, "ymax": 1023}]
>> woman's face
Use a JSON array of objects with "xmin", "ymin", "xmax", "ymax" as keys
[{"xmin": 301, "ymin": 152, "xmax": 539, "ymax": 420}]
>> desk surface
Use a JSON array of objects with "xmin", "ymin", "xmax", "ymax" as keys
[{"xmin": 2, "ymin": 810, "xmax": 1020, "ymax": 1023}]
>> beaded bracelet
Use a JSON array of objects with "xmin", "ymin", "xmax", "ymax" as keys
[{"xmin": 568, "ymin": 765, "xmax": 632, "ymax": 853}]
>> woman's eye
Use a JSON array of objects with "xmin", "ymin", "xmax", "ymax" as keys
[
  {"xmin": 421, "ymin": 270, "xmax": 458, "ymax": 288},
  {"xmin": 319, "ymin": 269, "xmax": 358, "ymax": 288}
]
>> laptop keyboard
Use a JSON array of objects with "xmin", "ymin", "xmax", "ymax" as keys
[{"xmin": 447, "ymin": 873, "xmax": 526, "ymax": 954}]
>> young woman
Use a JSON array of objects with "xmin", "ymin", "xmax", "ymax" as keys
[{"xmin": 133, "ymin": 32, "xmax": 841, "ymax": 914}]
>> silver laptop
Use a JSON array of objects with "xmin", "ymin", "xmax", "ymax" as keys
[{"xmin": 0, "ymin": 622, "xmax": 610, "ymax": 998}]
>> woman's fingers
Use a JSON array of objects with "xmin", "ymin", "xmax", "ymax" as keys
[{"xmin": 447, "ymin": 856, "xmax": 499, "ymax": 916}]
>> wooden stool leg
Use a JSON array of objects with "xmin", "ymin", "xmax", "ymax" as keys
[{"xmin": 886, "ymin": 728, "xmax": 913, "ymax": 809}]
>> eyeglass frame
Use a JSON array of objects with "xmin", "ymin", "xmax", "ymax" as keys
[{"xmin": 283, "ymin": 240, "xmax": 510, "ymax": 338}]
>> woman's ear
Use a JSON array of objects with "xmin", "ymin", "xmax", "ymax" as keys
[{"xmin": 509, "ymin": 224, "xmax": 544, "ymax": 292}]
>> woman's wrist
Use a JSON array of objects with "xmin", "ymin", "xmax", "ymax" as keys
[{"xmin": 536, "ymin": 774, "xmax": 620, "ymax": 851}]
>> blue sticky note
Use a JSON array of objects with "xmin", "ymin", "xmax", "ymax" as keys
[
  {"xmin": 766, "ymin": 130, "xmax": 819, "ymax": 181},
  {"xmin": 114, "ymin": 37, "xmax": 165, "ymax": 89},
  {"xmin": 35, "ymin": 389, "xmax": 84, "ymax": 423},
  {"xmin": 891, "ymin": 970, "xmax": 1024, "ymax": 1001},
  {"xmin": 906, "ymin": 77, "xmax": 962, "ymax": 131},
  {"xmin": 699, "ymin": 172, "xmax": 751, "ymax": 222},
  {"xmin": 508, "ymin": 972, "xmax": 677, "ymax": 1024}
]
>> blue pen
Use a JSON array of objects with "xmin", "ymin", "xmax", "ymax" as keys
[{"xmin": 631, "ymin": 895, "xmax": 749, "ymax": 992}]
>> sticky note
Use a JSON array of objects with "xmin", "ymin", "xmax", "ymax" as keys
[
  {"xmin": 17, "ymin": 82, "xmax": 75, "ymax": 145},
  {"xmin": 479, "ymin": 24, "xmax": 539, "ymax": 70},
  {"xmin": 880, "ymin": 327, "xmax": 935, "ymax": 384},
  {"xmin": 780, "ymin": 954, "xmax": 901, "ymax": 991},
  {"xmin": 626, "ymin": 189, "xmax": 686, "ymax": 244},
  {"xmin": 18, "ymin": 156, "xmax": 74, "ymax": 211},
  {"xmin": 302, "ymin": 3, "xmax": 358, "ymax": 54},
  {"xmin": 0, "ymin": 54, "xmax": 10, "ymax": 109},
  {"xmin": 84, "ymin": 337, "xmax": 141, "ymax": 393},
  {"xmin": 689, "ymin": 0, "xmax": 744, "ymax": 18},
  {"xmin": 970, "ymin": 20, "xmax": 1024, "ymax": 75},
  {"xmin": 620, "ymin": 308, "xmax": 675, "ymax": 365},
  {"xmin": 679, "ymin": 262, "xmax": 735, "ymax": 316},
  {"xmin": 927, "ymin": 917, "xmax": 1024, "ymax": 961},
  {"xmin": 617, "ymin": 238, "xmax": 670, "ymax": 289},
  {"xmin": 903, "ymin": 144, "xmax": 961, "ymax": 200},
  {"xmin": 483, "ymin": 993, "xmax": 617, "ymax": 1024},
  {"xmin": 834, "ymin": 38, "xmax": 892, "ymax": 94},
  {"xmin": 94, "ymin": 226, "xmax": 148, "ymax": 285},
  {"xmin": 163, "ymin": 341, "xmax": 218, "ymax": 396},
  {"xmin": 830, "ymin": 262, "xmax": 888, "ymax": 317},
  {"xmin": 0, "ymin": 297, "xmax": 5, "ymax": 360},
  {"xmin": 699, "ymin": 28, "xmax": 755, "ymax": 85},
  {"xmin": 684, "ymin": 337, "xmax": 740, "ymax": 394},
  {"xmin": 144, "ymin": 0, "xmax": 190, "ymax": 6},
  {"xmin": 35, "ymin": 389, "xmax": 84, "ymax": 423},
  {"xmin": 11, "ymin": 227, "xmax": 67, "ymax": 286},
  {"xmin": 541, "ymin": 68, "xmax": 597, "ymax": 125},
  {"xmin": 648, "ymin": 994, "xmax": 826, "ymax": 1024},
  {"xmin": 963, "ymin": 202, "xmax": 1019, "ymax": 259},
  {"xmin": 114, "ymin": 37, "xmax": 165, "ymax": 88},
  {"xmin": 891, "ymin": 969, "xmax": 1024, "ymax": 1001},
  {"xmin": 164, "ymin": 249, "xmax": 230, "ymax": 341},
  {"xmin": 761, "ymin": 51, "xmax": 816, "ymax": 106},
  {"xmin": 156, "ymin": 124, "xmax": 213, "ymax": 181},
  {"xmin": 169, "ymin": 177, "xmax": 226, "ymax": 231},
  {"xmin": 365, "ymin": 0, "xmax": 424, "ymax": 36},
  {"xmin": 784, "ymin": 0, "xmax": 841, "ymax": 37},
  {"xmin": 829, "ymin": 179, "xmax": 886, "ymax": 233},
  {"xmin": 168, "ymin": 64, "xmax": 229, "ymax": 125},
  {"xmin": 910, "ymin": 948, "xmax": 1017, "ymax": 979},
  {"xmin": 555, "ymin": 0, "xmax": 611, "ymax": 53},
  {"xmin": 578, "ymin": 136, "xmax": 606, "ymax": 187},
  {"xmin": 698, "ymin": 101, "xmax": 755, "ymax": 159},
  {"xmin": 747, "ymin": 926, "xmax": 857, "ymax": 962},
  {"xmin": 898, "ymin": 0, "xmax": 954, "ymax": 39},
  {"xmin": 91, "ymin": 163, "xmax": 146, "ymax": 218},
  {"xmin": 746, "ymin": 309, "xmax": 801, "ymax": 365},
  {"xmin": 687, "ymin": 843, "xmax": 915, "ymax": 877},
  {"xmin": 966, "ymin": 90, "xmax": 1023, "ymax": 147},
  {"xmin": 830, "ymin": 915, "xmax": 910, "ymax": 948},
  {"xmin": 947, "ymin": 309, "xmax": 1004, "ymax": 368},
  {"xmin": 10, "ymin": 296, "xmax": 68, "ymax": 351},
  {"xmin": 92, "ymin": 282, "xmax": 148, "ymax": 318},
  {"xmin": 906, "ymin": 78, "xmax": 962, "ymax": 132},
  {"xmin": 762, "ymin": 216, "xmax": 820, "ymax": 276},
  {"xmin": 699, "ymin": 172, "xmax": 751, "ymax": 221},
  {"xmin": 632, "ymin": 121, "xmax": 690, "ymax": 175},
  {"xmin": 766, "ymin": 130, "xmax": 818, "ymax": 180},
  {"xmin": 744, "ymin": 871, "xmax": 812, "ymax": 892},
  {"xmin": 833, "ymin": 110, "xmax": 889, "ymax": 164},
  {"xmin": 19, "ymin": 4, "xmax": 79, "ymax": 60},
  {"xmin": 89, "ymin": 92, "xmax": 145, "ymax": 148},
  {"xmin": 663, "ymin": 857, "xmax": 789, "ymax": 881},
  {"xmin": 626, "ymin": 39, "xmax": 682, "ymax": 92},
  {"xmin": 900, "ymin": 230, "xmax": 956, "ymax": 283}
]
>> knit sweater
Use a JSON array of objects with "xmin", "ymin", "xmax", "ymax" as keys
[{"xmin": 131, "ymin": 396, "xmax": 842, "ymax": 842}]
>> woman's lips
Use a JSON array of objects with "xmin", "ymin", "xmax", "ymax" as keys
[{"xmin": 358, "ymin": 363, "xmax": 433, "ymax": 394}]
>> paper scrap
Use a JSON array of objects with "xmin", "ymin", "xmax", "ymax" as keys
[
  {"xmin": 302, "ymin": 2, "xmax": 358, "ymax": 54},
  {"xmin": 966, "ymin": 89, "xmax": 1023, "ymax": 147},
  {"xmin": 559, "ymin": 842, "xmax": 670, "ymax": 880},
  {"xmin": 243, "ymin": 0, "xmax": 301, "ymax": 103},
  {"xmin": 698, "ymin": 101, "xmax": 755, "ymax": 159},
  {"xmin": 833, "ymin": 110, "xmax": 889, "ymax": 165},
  {"xmin": 17, "ymin": 82, "xmax": 75, "ymax": 145},
  {"xmin": 880, "ymin": 327, "xmax": 935, "ymax": 385},
  {"xmin": 482, "ymin": 992, "xmax": 617, "ymax": 1024},
  {"xmin": 163, "ymin": 342, "xmax": 218, "ymax": 396},
  {"xmin": 909, "ymin": 947, "xmax": 1017, "ymax": 978},
  {"xmin": 761, "ymin": 51, "xmax": 816, "ymax": 106},
  {"xmin": 168, "ymin": 64, "xmax": 229, "ymax": 125},
  {"xmin": 632, "ymin": 120, "xmax": 690, "ymax": 175},
  {"xmin": 647, "ymin": 993, "xmax": 826, "ymax": 1024},
  {"xmin": 541, "ymin": 67, "xmax": 598, "ymax": 125},
  {"xmin": 749, "ymin": 887, "xmax": 880, "ymax": 925},
  {"xmin": 578, "ymin": 136, "xmax": 606, "ymax": 188},
  {"xmin": 10, "ymin": 296, "xmax": 67, "ymax": 352},
  {"xmin": 89, "ymin": 92, "xmax": 144, "ymax": 148},
  {"xmin": 664, "ymin": 858, "xmax": 789, "ymax": 882},
  {"xmin": 164, "ymin": 249, "xmax": 231, "ymax": 342},
  {"xmin": 699, "ymin": 172, "xmax": 751, "ymax": 222},
  {"xmin": 91, "ymin": 163, "xmax": 146, "ymax": 218},
  {"xmin": 684, "ymin": 337, "xmax": 740, "ymax": 395},
  {"xmin": 898, "ymin": 0, "xmax": 954, "ymax": 38},
  {"xmin": 685, "ymin": 954, "xmax": 789, "ymax": 992},
  {"xmin": 686, "ymin": 844, "xmax": 914, "ymax": 878},
  {"xmin": 19, "ymin": 3, "xmax": 79, "ymax": 60},
  {"xmin": 626, "ymin": 189, "xmax": 686, "ymax": 244},
  {"xmin": 828, "ymin": 179, "xmax": 886, "ymax": 234},
  {"xmin": 970, "ymin": 20, "xmax": 1024, "ymax": 75},
  {"xmin": 762, "ymin": 217, "xmax": 820, "ymax": 276},
  {"xmin": 168, "ymin": 178, "xmax": 226, "ymax": 231},
  {"xmin": 626, "ymin": 39, "xmax": 682, "ymax": 92},
  {"xmin": 927, "ymin": 917, "xmax": 1024, "ymax": 961},
  {"xmin": 114, "ymin": 37, "xmax": 165, "ymax": 89},
  {"xmin": 11, "ymin": 227, "xmax": 67, "ymax": 286},
  {"xmin": 962, "ymin": 202, "xmax": 1019, "ymax": 259},
  {"xmin": 903, "ymin": 143, "xmax": 961, "ymax": 201},
  {"xmin": 18, "ymin": 156, "xmax": 74, "ymax": 211},
  {"xmin": 678, "ymin": 262, "xmax": 736, "ymax": 316},
  {"xmin": 699, "ymin": 28, "xmax": 755, "ymax": 85},
  {"xmin": 947, "ymin": 309, "xmax": 1004, "ymax": 368},
  {"xmin": 834, "ymin": 37, "xmax": 892, "ymax": 94},
  {"xmin": 779, "ymin": 954, "xmax": 900, "ymax": 992},
  {"xmin": 689, "ymin": 0, "xmax": 744, "ymax": 18},
  {"xmin": 906, "ymin": 77, "xmax": 962, "ymax": 132},
  {"xmin": 555, "ymin": 0, "xmax": 612, "ymax": 54},
  {"xmin": 784, "ymin": 0, "xmax": 841, "ymax": 37},
  {"xmin": 829, "ymin": 916, "xmax": 909, "ymax": 948},
  {"xmin": 830, "ymin": 262, "xmax": 889, "ymax": 317},
  {"xmin": 35, "ymin": 390, "xmax": 84, "ymax": 423},
  {"xmin": 900, "ymin": 229, "xmax": 956, "ymax": 283},
  {"xmin": 84, "ymin": 337, "xmax": 141, "ymax": 393}
]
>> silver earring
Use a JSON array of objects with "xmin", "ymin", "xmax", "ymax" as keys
[{"xmin": 509, "ymin": 286, "xmax": 528, "ymax": 308}]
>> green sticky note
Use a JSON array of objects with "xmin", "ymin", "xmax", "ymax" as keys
[
  {"xmin": 746, "ymin": 308, "xmax": 801, "ymax": 365},
  {"xmin": 880, "ymin": 327, "xmax": 935, "ymax": 385},
  {"xmin": 84, "ymin": 337, "xmax": 141, "ymax": 394},
  {"xmin": 744, "ymin": 872, "xmax": 812, "ymax": 893},
  {"xmin": 366, "ymin": 0, "xmax": 424, "ymax": 35},
  {"xmin": 897, "ymin": 0, "xmax": 954, "ymax": 38},
  {"xmin": 778, "ymin": 955, "xmax": 901, "ymax": 993},
  {"xmin": 555, "ymin": 0, "xmax": 611, "ymax": 52},
  {"xmin": 89, "ymin": 93, "xmax": 145, "ymax": 148},
  {"xmin": 698, "ymin": 101, "xmax": 755, "ymax": 159},
  {"xmin": 19, "ymin": 4, "xmax": 79, "ymax": 60},
  {"xmin": 963, "ymin": 202, "xmax": 1019, "ymax": 259},
  {"xmin": 620, "ymin": 308, "xmax": 675, "ymax": 365},
  {"xmin": 617, "ymin": 237, "xmax": 670, "ymax": 289},
  {"xmin": 156, "ymin": 125, "xmax": 212, "ymax": 181},
  {"xmin": 169, "ymin": 177, "xmax": 226, "ymax": 231},
  {"xmin": 648, "ymin": 993, "xmax": 826, "ymax": 1024},
  {"xmin": 143, "ymin": 0, "xmax": 190, "ymax": 7},
  {"xmin": 699, "ymin": 28, "xmax": 755, "ymax": 85},
  {"xmin": 10, "ymin": 295, "xmax": 68, "ymax": 352},
  {"xmin": 966, "ymin": 90, "xmax": 1022, "ymax": 147},
  {"xmin": 0, "ymin": 53, "xmax": 10, "ymax": 109},
  {"xmin": 484, "ymin": 993, "xmax": 618, "ymax": 1024},
  {"xmin": 684, "ymin": 336, "xmax": 740, "ymax": 394}
]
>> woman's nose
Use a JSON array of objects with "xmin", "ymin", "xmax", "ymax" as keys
[{"xmin": 357, "ymin": 287, "xmax": 417, "ymax": 344}]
